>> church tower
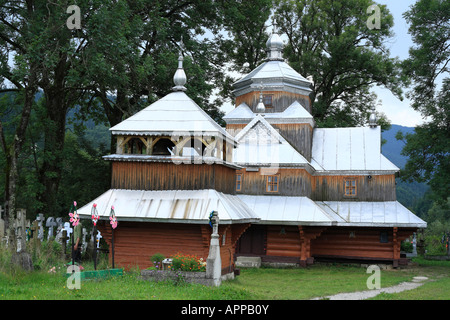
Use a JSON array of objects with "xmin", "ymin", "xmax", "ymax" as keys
[{"xmin": 224, "ymin": 24, "xmax": 315, "ymax": 161}]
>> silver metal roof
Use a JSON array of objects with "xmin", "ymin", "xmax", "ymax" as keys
[
  {"xmin": 77, "ymin": 190, "xmax": 425, "ymax": 228},
  {"xmin": 110, "ymin": 91, "xmax": 236, "ymax": 144},
  {"xmin": 311, "ymin": 126, "xmax": 399, "ymax": 172},
  {"xmin": 224, "ymin": 100, "xmax": 314, "ymax": 126},
  {"xmin": 232, "ymin": 60, "xmax": 313, "ymax": 97},
  {"xmin": 102, "ymin": 154, "xmax": 242, "ymax": 169},
  {"xmin": 316, "ymin": 201, "xmax": 427, "ymax": 228},
  {"xmin": 237, "ymin": 195, "xmax": 426, "ymax": 228},
  {"xmin": 237, "ymin": 195, "xmax": 336, "ymax": 226},
  {"xmin": 77, "ymin": 189, "xmax": 259, "ymax": 224}
]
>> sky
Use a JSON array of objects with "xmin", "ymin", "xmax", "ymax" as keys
[
  {"xmin": 220, "ymin": 0, "xmax": 425, "ymax": 128},
  {"xmin": 373, "ymin": 0, "xmax": 424, "ymax": 127}
]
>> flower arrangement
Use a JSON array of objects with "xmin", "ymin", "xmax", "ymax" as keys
[
  {"xmin": 170, "ymin": 253, "xmax": 207, "ymax": 272},
  {"xmin": 69, "ymin": 201, "xmax": 79, "ymax": 227},
  {"xmin": 109, "ymin": 205, "xmax": 118, "ymax": 229},
  {"xmin": 91, "ymin": 203, "xmax": 99, "ymax": 226}
]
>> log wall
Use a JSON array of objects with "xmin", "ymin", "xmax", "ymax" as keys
[
  {"xmin": 98, "ymin": 221, "xmax": 250, "ymax": 273},
  {"xmin": 311, "ymin": 174, "xmax": 396, "ymax": 201},
  {"xmin": 111, "ymin": 161, "xmax": 236, "ymax": 194},
  {"xmin": 236, "ymin": 168, "xmax": 312, "ymax": 197},
  {"xmin": 311, "ymin": 227, "xmax": 416, "ymax": 260},
  {"xmin": 271, "ymin": 123, "xmax": 313, "ymax": 161},
  {"xmin": 236, "ymin": 168, "xmax": 396, "ymax": 201}
]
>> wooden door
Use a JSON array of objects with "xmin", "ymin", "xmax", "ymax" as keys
[{"xmin": 236, "ymin": 225, "xmax": 266, "ymax": 255}]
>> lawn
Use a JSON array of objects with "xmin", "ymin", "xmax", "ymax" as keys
[{"xmin": 1, "ymin": 258, "xmax": 449, "ymax": 300}]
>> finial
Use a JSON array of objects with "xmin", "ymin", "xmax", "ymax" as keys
[
  {"xmin": 369, "ymin": 106, "xmax": 377, "ymax": 128},
  {"xmin": 256, "ymin": 81, "xmax": 265, "ymax": 113},
  {"xmin": 173, "ymin": 53, "xmax": 187, "ymax": 92},
  {"xmin": 266, "ymin": 18, "xmax": 284, "ymax": 61}
]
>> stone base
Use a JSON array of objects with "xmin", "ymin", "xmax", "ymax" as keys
[
  {"xmin": 140, "ymin": 269, "xmax": 234, "ymax": 287},
  {"xmin": 235, "ymin": 256, "xmax": 261, "ymax": 268},
  {"xmin": 11, "ymin": 251, "xmax": 33, "ymax": 272}
]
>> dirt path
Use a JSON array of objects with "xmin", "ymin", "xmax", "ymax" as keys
[{"xmin": 311, "ymin": 276, "xmax": 429, "ymax": 300}]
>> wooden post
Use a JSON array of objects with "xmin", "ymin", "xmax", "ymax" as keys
[
  {"xmin": 61, "ymin": 229, "xmax": 67, "ymax": 257},
  {"xmin": 111, "ymin": 226, "xmax": 115, "ymax": 269},
  {"xmin": 393, "ymin": 227, "xmax": 399, "ymax": 268}
]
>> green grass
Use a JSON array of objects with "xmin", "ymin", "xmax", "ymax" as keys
[
  {"xmin": 1, "ymin": 257, "xmax": 449, "ymax": 300},
  {"xmin": 369, "ymin": 257, "xmax": 450, "ymax": 300},
  {"xmin": 223, "ymin": 264, "xmax": 413, "ymax": 300}
]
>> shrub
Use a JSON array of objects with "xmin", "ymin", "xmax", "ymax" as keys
[
  {"xmin": 150, "ymin": 253, "xmax": 165, "ymax": 269},
  {"xmin": 170, "ymin": 253, "xmax": 206, "ymax": 272}
]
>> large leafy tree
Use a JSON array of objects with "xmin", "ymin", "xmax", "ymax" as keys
[
  {"xmin": 274, "ymin": 0, "xmax": 404, "ymax": 128},
  {"xmin": 1, "ymin": 0, "xmax": 255, "ymax": 216},
  {"xmin": 397, "ymin": 0, "xmax": 449, "ymax": 204}
]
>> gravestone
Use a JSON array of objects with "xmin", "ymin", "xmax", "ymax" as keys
[
  {"xmin": 206, "ymin": 211, "xmax": 222, "ymax": 287},
  {"xmin": 46, "ymin": 217, "xmax": 58, "ymax": 240},
  {"xmin": 11, "ymin": 209, "xmax": 33, "ymax": 271},
  {"xmin": 63, "ymin": 222, "xmax": 73, "ymax": 244},
  {"xmin": 15, "ymin": 209, "xmax": 26, "ymax": 253},
  {"xmin": 96, "ymin": 230, "xmax": 102, "ymax": 248},
  {"xmin": 81, "ymin": 228, "xmax": 87, "ymax": 253},
  {"xmin": 36, "ymin": 214, "xmax": 45, "ymax": 241}
]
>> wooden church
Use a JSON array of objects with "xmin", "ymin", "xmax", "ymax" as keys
[{"xmin": 78, "ymin": 28, "xmax": 426, "ymax": 271}]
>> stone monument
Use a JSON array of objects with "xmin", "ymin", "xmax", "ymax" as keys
[{"xmin": 206, "ymin": 211, "xmax": 222, "ymax": 287}]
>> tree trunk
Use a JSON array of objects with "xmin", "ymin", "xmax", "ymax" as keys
[{"xmin": 38, "ymin": 55, "xmax": 71, "ymax": 216}]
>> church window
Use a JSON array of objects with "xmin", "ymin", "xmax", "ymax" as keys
[
  {"xmin": 236, "ymin": 173, "xmax": 242, "ymax": 191},
  {"xmin": 263, "ymin": 94, "xmax": 273, "ymax": 108},
  {"xmin": 344, "ymin": 179, "xmax": 357, "ymax": 196},
  {"xmin": 266, "ymin": 175, "xmax": 279, "ymax": 192}
]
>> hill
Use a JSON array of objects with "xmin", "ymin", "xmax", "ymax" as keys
[{"xmin": 381, "ymin": 125, "xmax": 429, "ymax": 214}]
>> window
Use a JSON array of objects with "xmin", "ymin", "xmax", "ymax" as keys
[
  {"xmin": 344, "ymin": 179, "xmax": 357, "ymax": 196},
  {"xmin": 262, "ymin": 94, "xmax": 273, "ymax": 108},
  {"xmin": 266, "ymin": 175, "xmax": 279, "ymax": 192},
  {"xmin": 236, "ymin": 174, "xmax": 242, "ymax": 191},
  {"xmin": 380, "ymin": 231, "xmax": 389, "ymax": 243}
]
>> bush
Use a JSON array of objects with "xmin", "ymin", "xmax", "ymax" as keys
[
  {"xmin": 170, "ymin": 253, "xmax": 206, "ymax": 272},
  {"xmin": 150, "ymin": 253, "xmax": 165, "ymax": 269}
]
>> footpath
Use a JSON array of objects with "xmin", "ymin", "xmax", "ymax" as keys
[{"xmin": 311, "ymin": 276, "xmax": 429, "ymax": 300}]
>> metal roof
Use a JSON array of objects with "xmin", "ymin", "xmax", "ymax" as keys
[
  {"xmin": 77, "ymin": 189, "xmax": 259, "ymax": 224},
  {"xmin": 237, "ymin": 195, "xmax": 337, "ymax": 226},
  {"xmin": 110, "ymin": 91, "xmax": 236, "ymax": 144},
  {"xmin": 102, "ymin": 154, "xmax": 242, "ymax": 169},
  {"xmin": 233, "ymin": 114, "xmax": 309, "ymax": 166},
  {"xmin": 77, "ymin": 190, "xmax": 426, "ymax": 228},
  {"xmin": 232, "ymin": 60, "xmax": 313, "ymax": 97},
  {"xmin": 311, "ymin": 126, "xmax": 399, "ymax": 172},
  {"xmin": 224, "ymin": 100, "xmax": 314, "ymax": 126},
  {"xmin": 237, "ymin": 195, "xmax": 426, "ymax": 228},
  {"xmin": 316, "ymin": 201, "xmax": 427, "ymax": 228}
]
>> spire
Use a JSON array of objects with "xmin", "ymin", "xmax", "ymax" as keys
[
  {"xmin": 266, "ymin": 20, "xmax": 284, "ymax": 61},
  {"xmin": 255, "ymin": 82, "xmax": 266, "ymax": 113},
  {"xmin": 369, "ymin": 106, "xmax": 377, "ymax": 128},
  {"xmin": 173, "ymin": 53, "xmax": 187, "ymax": 92}
]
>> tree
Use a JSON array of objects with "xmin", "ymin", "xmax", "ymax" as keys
[
  {"xmin": 398, "ymin": 0, "xmax": 449, "ymax": 204},
  {"xmin": 1, "ymin": 0, "xmax": 237, "ymax": 215},
  {"xmin": 274, "ymin": 0, "xmax": 404, "ymax": 128}
]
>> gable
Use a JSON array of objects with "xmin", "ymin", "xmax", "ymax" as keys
[{"xmin": 233, "ymin": 115, "xmax": 309, "ymax": 166}]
